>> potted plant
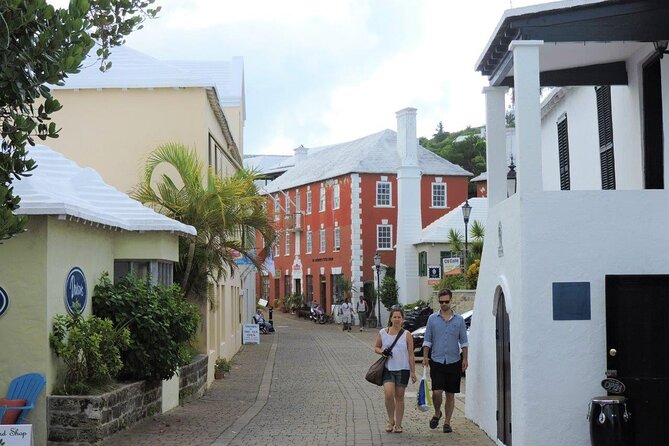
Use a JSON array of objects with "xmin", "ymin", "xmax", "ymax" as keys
[{"xmin": 214, "ymin": 358, "xmax": 231, "ymax": 379}]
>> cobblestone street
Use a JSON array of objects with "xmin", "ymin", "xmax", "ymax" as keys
[{"xmin": 105, "ymin": 312, "xmax": 494, "ymax": 445}]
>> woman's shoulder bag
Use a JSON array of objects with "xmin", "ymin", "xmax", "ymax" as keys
[{"xmin": 365, "ymin": 329, "xmax": 405, "ymax": 386}]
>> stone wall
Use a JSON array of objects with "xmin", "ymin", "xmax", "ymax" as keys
[
  {"xmin": 179, "ymin": 354, "xmax": 208, "ymax": 404},
  {"xmin": 47, "ymin": 380, "xmax": 161, "ymax": 445},
  {"xmin": 429, "ymin": 289, "xmax": 476, "ymax": 313}
]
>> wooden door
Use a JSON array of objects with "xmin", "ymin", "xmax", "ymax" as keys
[
  {"xmin": 496, "ymin": 292, "xmax": 512, "ymax": 445},
  {"xmin": 606, "ymin": 275, "xmax": 669, "ymax": 445}
]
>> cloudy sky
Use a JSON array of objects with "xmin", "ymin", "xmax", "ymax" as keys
[{"xmin": 61, "ymin": 0, "xmax": 555, "ymax": 155}]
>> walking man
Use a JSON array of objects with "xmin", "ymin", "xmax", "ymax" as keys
[
  {"xmin": 341, "ymin": 297, "xmax": 353, "ymax": 331},
  {"xmin": 422, "ymin": 289, "xmax": 468, "ymax": 433}
]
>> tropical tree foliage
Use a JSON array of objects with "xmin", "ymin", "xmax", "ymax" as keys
[
  {"xmin": 0, "ymin": 0, "xmax": 159, "ymax": 241},
  {"xmin": 420, "ymin": 126, "xmax": 486, "ymax": 197},
  {"xmin": 132, "ymin": 143, "xmax": 275, "ymax": 301}
]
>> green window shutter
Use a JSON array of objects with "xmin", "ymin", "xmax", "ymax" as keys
[{"xmin": 418, "ymin": 251, "xmax": 427, "ymax": 277}]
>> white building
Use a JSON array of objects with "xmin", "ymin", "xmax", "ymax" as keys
[{"xmin": 467, "ymin": 1, "xmax": 669, "ymax": 446}]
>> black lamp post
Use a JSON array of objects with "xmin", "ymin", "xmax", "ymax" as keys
[
  {"xmin": 507, "ymin": 154, "xmax": 517, "ymax": 197},
  {"xmin": 374, "ymin": 251, "xmax": 381, "ymax": 326},
  {"xmin": 461, "ymin": 200, "xmax": 472, "ymax": 289}
]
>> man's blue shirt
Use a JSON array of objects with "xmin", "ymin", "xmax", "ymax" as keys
[{"xmin": 423, "ymin": 311, "xmax": 468, "ymax": 365}]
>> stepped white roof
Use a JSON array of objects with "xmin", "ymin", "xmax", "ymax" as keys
[
  {"xmin": 244, "ymin": 154, "xmax": 292, "ymax": 173},
  {"xmin": 418, "ymin": 198, "xmax": 487, "ymax": 244},
  {"xmin": 262, "ymin": 129, "xmax": 471, "ymax": 194},
  {"xmin": 50, "ymin": 46, "xmax": 243, "ymax": 108},
  {"xmin": 13, "ymin": 145, "xmax": 196, "ymax": 236}
]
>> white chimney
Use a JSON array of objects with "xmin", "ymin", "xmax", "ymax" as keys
[
  {"xmin": 394, "ymin": 107, "xmax": 422, "ymax": 305},
  {"xmin": 294, "ymin": 145, "xmax": 308, "ymax": 165},
  {"xmin": 396, "ymin": 107, "xmax": 418, "ymax": 166}
]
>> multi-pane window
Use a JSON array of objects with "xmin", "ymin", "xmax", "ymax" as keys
[
  {"xmin": 377, "ymin": 225, "xmax": 392, "ymax": 250},
  {"xmin": 319, "ymin": 186, "xmax": 326, "ymax": 212},
  {"xmin": 320, "ymin": 228, "xmax": 326, "ymax": 252},
  {"xmin": 285, "ymin": 194, "xmax": 291, "ymax": 214},
  {"xmin": 273, "ymin": 196, "xmax": 279, "ymax": 221},
  {"xmin": 285, "ymin": 232, "xmax": 290, "ymax": 256},
  {"xmin": 333, "ymin": 184, "xmax": 340, "ymax": 209},
  {"xmin": 557, "ymin": 114, "xmax": 571, "ymax": 190},
  {"xmin": 274, "ymin": 236, "xmax": 280, "ymax": 257},
  {"xmin": 376, "ymin": 181, "xmax": 391, "ymax": 206},
  {"xmin": 295, "ymin": 190, "xmax": 301, "ymax": 211},
  {"xmin": 418, "ymin": 251, "xmax": 428, "ymax": 277},
  {"xmin": 114, "ymin": 260, "xmax": 173, "ymax": 286},
  {"xmin": 596, "ymin": 85, "xmax": 616, "ymax": 190},
  {"xmin": 306, "ymin": 230, "xmax": 312, "ymax": 254},
  {"xmin": 334, "ymin": 227, "xmax": 341, "ymax": 251},
  {"xmin": 261, "ymin": 277, "xmax": 270, "ymax": 299},
  {"xmin": 431, "ymin": 183, "xmax": 446, "ymax": 207},
  {"xmin": 306, "ymin": 190, "xmax": 312, "ymax": 214}
]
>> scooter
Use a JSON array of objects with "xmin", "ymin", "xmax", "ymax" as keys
[{"xmin": 310, "ymin": 304, "xmax": 328, "ymax": 324}]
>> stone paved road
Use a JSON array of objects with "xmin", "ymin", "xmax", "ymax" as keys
[{"xmin": 104, "ymin": 312, "xmax": 494, "ymax": 446}]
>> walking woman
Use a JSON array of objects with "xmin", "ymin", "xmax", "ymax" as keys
[{"xmin": 374, "ymin": 306, "xmax": 417, "ymax": 433}]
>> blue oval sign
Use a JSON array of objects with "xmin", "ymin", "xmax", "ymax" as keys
[
  {"xmin": 0, "ymin": 286, "xmax": 9, "ymax": 318},
  {"xmin": 65, "ymin": 267, "xmax": 87, "ymax": 315},
  {"xmin": 601, "ymin": 378, "xmax": 626, "ymax": 395}
]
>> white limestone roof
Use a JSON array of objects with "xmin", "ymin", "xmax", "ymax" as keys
[
  {"xmin": 13, "ymin": 145, "xmax": 196, "ymax": 236},
  {"xmin": 417, "ymin": 198, "xmax": 488, "ymax": 244},
  {"xmin": 244, "ymin": 154, "xmax": 292, "ymax": 173},
  {"xmin": 262, "ymin": 129, "xmax": 472, "ymax": 194},
  {"xmin": 471, "ymin": 172, "xmax": 487, "ymax": 182},
  {"xmin": 50, "ymin": 46, "xmax": 243, "ymax": 108}
]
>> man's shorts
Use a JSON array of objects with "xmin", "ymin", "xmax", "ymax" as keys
[
  {"xmin": 429, "ymin": 359, "xmax": 461, "ymax": 393},
  {"xmin": 382, "ymin": 369, "xmax": 410, "ymax": 387},
  {"xmin": 342, "ymin": 314, "xmax": 352, "ymax": 323}
]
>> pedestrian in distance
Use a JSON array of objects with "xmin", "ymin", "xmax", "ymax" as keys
[
  {"xmin": 341, "ymin": 297, "xmax": 354, "ymax": 331},
  {"xmin": 422, "ymin": 288, "xmax": 468, "ymax": 433},
  {"xmin": 374, "ymin": 305, "xmax": 417, "ymax": 434},
  {"xmin": 357, "ymin": 297, "xmax": 367, "ymax": 331}
]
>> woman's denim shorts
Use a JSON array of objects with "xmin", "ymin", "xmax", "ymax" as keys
[{"xmin": 382, "ymin": 368, "xmax": 410, "ymax": 387}]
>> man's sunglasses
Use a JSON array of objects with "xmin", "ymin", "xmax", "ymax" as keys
[{"xmin": 439, "ymin": 300, "xmax": 451, "ymax": 305}]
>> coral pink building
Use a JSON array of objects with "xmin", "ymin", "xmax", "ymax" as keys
[{"xmin": 258, "ymin": 110, "xmax": 470, "ymax": 313}]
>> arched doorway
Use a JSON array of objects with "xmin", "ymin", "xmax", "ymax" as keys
[{"xmin": 495, "ymin": 290, "xmax": 512, "ymax": 445}]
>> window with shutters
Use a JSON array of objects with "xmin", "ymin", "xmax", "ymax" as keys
[
  {"xmin": 418, "ymin": 251, "xmax": 427, "ymax": 277},
  {"xmin": 596, "ymin": 86, "xmax": 616, "ymax": 190},
  {"xmin": 557, "ymin": 114, "xmax": 570, "ymax": 190}
]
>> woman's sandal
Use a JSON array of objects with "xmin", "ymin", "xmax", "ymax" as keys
[
  {"xmin": 385, "ymin": 419, "xmax": 395, "ymax": 432},
  {"xmin": 393, "ymin": 425, "xmax": 403, "ymax": 433},
  {"xmin": 429, "ymin": 412, "xmax": 442, "ymax": 429}
]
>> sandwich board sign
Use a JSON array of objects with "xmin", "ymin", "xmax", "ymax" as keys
[
  {"xmin": 242, "ymin": 324, "xmax": 260, "ymax": 344},
  {"xmin": 0, "ymin": 424, "xmax": 34, "ymax": 445}
]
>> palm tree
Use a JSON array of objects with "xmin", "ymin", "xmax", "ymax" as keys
[{"xmin": 132, "ymin": 143, "xmax": 275, "ymax": 301}]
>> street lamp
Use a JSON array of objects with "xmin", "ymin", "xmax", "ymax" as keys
[
  {"xmin": 374, "ymin": 251, "xmax": 381, "ymax": 327},
  {"xmin": 461, "ymin": 200, "xmax": 472, "ymax": 289},
  {"xmin": 507, "ymin": 154, "xmax": 517, "ymax": 197}
]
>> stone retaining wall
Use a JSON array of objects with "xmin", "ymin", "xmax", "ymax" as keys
[
  {"xmin": 179, "ymin": 354, "xmax": 208, "ymax": 404},
  {"xmin": 429, "ymin": 289, "xmax": 476, "ymax": 313},
  {"xmin": 47, "ymin": 380, "xmax": 161, "ymax": 445}
]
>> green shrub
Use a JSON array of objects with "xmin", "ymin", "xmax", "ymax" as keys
[
  {"xmin": 403, "ymin": 300, "xmax": 429, "ymax": 310},
  {"xmin": 215, "ymin": 357, "xmax": 231, "ymax": 373},
  {"xmin": 93, "ymin": 273, "xmax": 200, "ymax": 382},
  {"xmin": 379, "ymin": 267, "xmax": 399, "ymax": 310},
  {"xmin": 436, "ymin": 273, "xmax": 465, "ymax": 291},
  {"xmin": 49, "ymin": 311, "xmax": 130, "ymax": 395}
]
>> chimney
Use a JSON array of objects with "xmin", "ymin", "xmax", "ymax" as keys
[
  {"xmin": 394, "ymin": 107, "xmax": 422, "ymax": 305},
  {"xmin": 293, "ymin": 145, "xmax": 308, "ymax": 165},
  {"xmin": 396, "ymin": 107, "xmax": 418, "ymax": 166}
]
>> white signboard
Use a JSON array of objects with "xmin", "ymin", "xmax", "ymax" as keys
[
  {"xmin": 0, "ymin": 424, "xmax": 34, "ymax": 445},
  {"xmin": 242, "ymin": 324, "xmax": 260, "ymax": 344},
  {"xmin": 258, "ymin": 298, "xmax": 268, "ymax": 307},
  {"xmin": 442, "ymin": 257, "xmax": 461, "ymax": 276}
]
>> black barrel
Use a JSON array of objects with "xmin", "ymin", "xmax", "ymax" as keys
[{"xmin": 588, "ymin": 396, "xmax": 632, "ymax": 446}]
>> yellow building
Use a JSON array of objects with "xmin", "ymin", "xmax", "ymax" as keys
[
  {"xmin": 0, "ymin": 145, "xmax": 195, "ymax": 444},
  {"xmin": 48, "ymin": 47, "xmax": 249, "ymax": 379}
]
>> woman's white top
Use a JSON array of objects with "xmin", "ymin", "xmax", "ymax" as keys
[{"xmin": 379, "ymin": 328, "xmax": 410, "ymax": 371}]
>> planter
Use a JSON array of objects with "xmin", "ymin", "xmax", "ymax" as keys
[
  {"xmin": 48, "ymin": 380, "xmax": 161, "ymax": 444},
  {"xmin": 214, "ymin": 370, "xmax": 225, "ymax": 379}
]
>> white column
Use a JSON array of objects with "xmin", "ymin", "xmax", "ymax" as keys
[
  {"xmin": 395, "ymin": 107, "xmax": 422, "ymax": 305},
  {"xmin": 484, "ymin": 86, "xmax": 509, "ymax": 206},
  {"xmin": 510, "ymin": 40, "xmax": 543, "ymax": 194}
]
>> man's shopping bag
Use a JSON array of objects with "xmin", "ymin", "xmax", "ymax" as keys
[{"xmin": 417, "ymin": 368, "xmax": 432, "ymax": 412}]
